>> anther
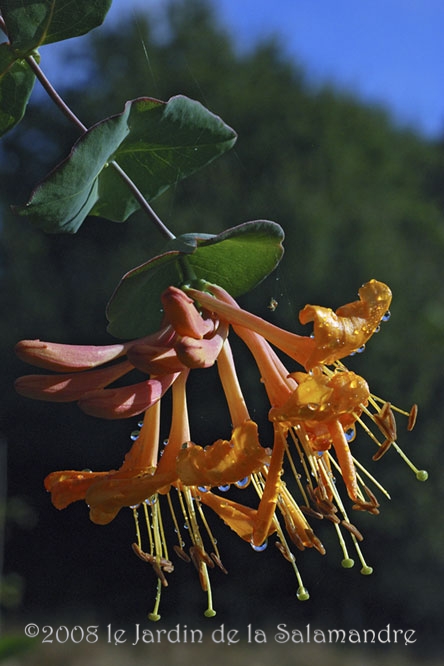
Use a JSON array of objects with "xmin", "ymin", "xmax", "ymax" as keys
[
  {"xmin": 408, "ymin": 404, "xmax": 418, "ymax": 431},
  {"xmin": 210, "ymin": 552, "xmax": 228, "ymax": 574},
  {"xmin": 373, "ymin": 402, "xmax": 397, "ymax": 441},
  {"xmin": 341, "ymin": 520, "xmax": 364, "ymax": 542},
  {"xmin": 372, "ymin": 438, "xmax": 392, "ymax": 461}
]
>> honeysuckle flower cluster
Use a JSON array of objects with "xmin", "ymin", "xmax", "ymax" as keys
[{"xmin": 15, "ymin": 279, "xmax": 427, "ymax": 619}]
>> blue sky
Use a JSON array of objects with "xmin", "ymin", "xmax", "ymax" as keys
[{"xmin": 106, "ymin": 0, "xmax": 443, "ymax": 139}]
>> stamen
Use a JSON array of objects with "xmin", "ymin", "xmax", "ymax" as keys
[
  {"xmin": 166, "ymin": 490, "xmax": 186, "ymax": 551},
  {"xmin": 148, "ymin": 580, "xmax": 162, "ymax": 622},
  {"xmin": 289, "ymin": 425, "xmax": 316, "ymax": 492},
  {"xmin": 352, "ymin": 537, "xmax": 373, "ymax": 576},
  {"xmin": 284, "ymin": 433, "xmax": 310, "ymax": 506},
  {"xmin": 142, "ymin": 500, "xmax": 155, "ymax": 554},
  {"xmin": 349, "ymin": 456, "xmax": 391, "ymax": 500},
  {"xmin": 195, "ymin": 494, "xmax": 224, "ymax": 564},
  {"xmin": 202, "ymin": 565, "xmax": 217, "ymax": 618},
  {"xmin": 389, "ymin": 440, "xmax": 428, "ymax": 481},
  {"xmin": 272, "ymin": 516, "xmax": 310, "ymax": 601},
  {"xmin": 332, "ymin": 522, "xmax": 355, "ymax": 568},
  {"xmin": 133, "ymin": 506, "xmax": 142, "ymax": 549}
]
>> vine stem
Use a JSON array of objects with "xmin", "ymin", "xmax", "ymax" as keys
[{"xmin": 21, "ymin": 49, "xmax": 175, "ymax": 240}]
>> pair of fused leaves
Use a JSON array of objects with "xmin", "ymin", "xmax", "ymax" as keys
[
  {"xmin": 2, "ymin": 1, "xmax": 285, "ymax": 339},
  {"xmin": 0, "ymin": 0, "xmax": 112, "ymax": 136}
]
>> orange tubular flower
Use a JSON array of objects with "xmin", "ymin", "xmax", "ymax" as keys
[
  {"xmin": 16, "ymin": 277, "xmax": 427, "ymax": 619},
  {"xmin": 184, "ymin": 280, "xmax": 425, "ymax": 577}
]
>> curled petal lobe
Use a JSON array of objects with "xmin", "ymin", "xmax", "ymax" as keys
[
  {"xmin": 176, "ymin": 420, "xmax": 269, "ymax": 487},
  {"xmin": 299, "ymin": 280, "xmax": 392, "ymax": 368},
  {"xmin": 269, "ymin": 370, "xmax": 370, "ymax": 425}
]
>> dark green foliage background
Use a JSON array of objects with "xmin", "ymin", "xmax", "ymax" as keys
[{"xmin": 1, "ymin": 0, "xmax": 443, "ymax": 654}]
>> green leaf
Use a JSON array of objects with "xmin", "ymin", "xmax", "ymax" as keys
[
  {"xmin": 106, "ymin": 220, "xmax": 285, "ymax": 338},
  {"xmin": 1, "ymin": 0, "xmax": 112, "ymax": 54},
  {"xmin": 0, "ymin": 43, "xmax": 36, "ymax": 136},
  {"xmin": 14, "ymin": 95, "xmax": 237, "ymax": 233}
]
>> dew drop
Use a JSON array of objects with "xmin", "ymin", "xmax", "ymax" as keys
[
  {"xmin": 381, "ymin": 310, "xmax": 391, "ymax": 322},
  {"xmin": 345, "ymin": 428, "xmax": 356, "ymax": 442},
  {"xmin": 144, "ymin": 496, "xmax": 157, "ymax": 505},
  {"xmin": 137, "ymin": 420, "xmax": 144, "ymax": 428},
  {"xmin": 218, "ymin": 484, "xmax": 230, "ymax": 492},
  {"xmin": 235, "ymin": 477, "xmax": 250, "ymax": 489},
  {"xmin": 198, "ymin": 486, "xmax": 209, "ymax": 493},
  {"xmin": 130, "ymin": 430, "xmax": 140, "ymax": 441},
  {"xmin": 130, "ymin": 504, "xmax": 140, "ymax": 510},
  {"xmin": 250, "ymin": 539, "xmax": 267, "ymax": 552}
]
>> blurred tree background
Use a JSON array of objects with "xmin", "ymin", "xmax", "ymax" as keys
[{"xmin": 1, "ymin": 0, "xmax": 443, "ymax": 657}]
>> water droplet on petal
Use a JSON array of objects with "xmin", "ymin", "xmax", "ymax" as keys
[
  {"xmin": 382, "ymin": 311, "xmax": 391, "ymax": 322},
  {"xmin": 130, "ymin": 430, "xmax": 140, "ymax": 441},
  {"xmin": 198, "ymin": 486, "xmax": 209, "ymax": 493},
  {"xmin": 250, "ymin": 539, "xmax": 267, "ymax": 552},
  {"xmin": 235, "ymin": 477, "xmax": 250, "ymax": 489},
  {"xmin": 218, "ymin": 484, "xmax": 230, "ymax": 492}
]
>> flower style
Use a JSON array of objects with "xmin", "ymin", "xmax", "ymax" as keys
[{"xmin": 15, "ymin": 278, "xmax": 427, "ymax": 618}]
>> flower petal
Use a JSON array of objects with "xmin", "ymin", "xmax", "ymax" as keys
[
  {"xmin": 299, "ymin": 279, "xmax": 392, "ymax": 368},
  {"xmin": 174, "ymin": 321, "xmax": 228, "ymax": 369},
  {"xmin": 44, "ymin": 470, "xmax": 113, "ymax": 509},
  {"xmin": 269, "ymin": 370, "xmax": 369, "ymax": 425},
  {"xmin": 127, "ymin": 343, "xmax": 186, "ymax": 374},
  {"xmin": 85, "ymin": 469, "xmax": 175, "ymax": 525},
  {"xmin": 162, "ymin": 286, "xmax": 215, "ymax": 338},
  {"xmin": 78, "ymin": 374, "xmax": 179, "ymax": 419},
  {"xmin": 15, "ymin": 339, "xmax": 130, "ymax": 372},
  {"xmin": 199, "ymin": 491, "xmax": 275, "ymax": 542},
  {"xmin": 176, "ymin": 420, "xmax": 269, "ymax": 487},
  {"xmin": 14, "ymin": 360, "xmax": 134, "ymax": 402}
]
